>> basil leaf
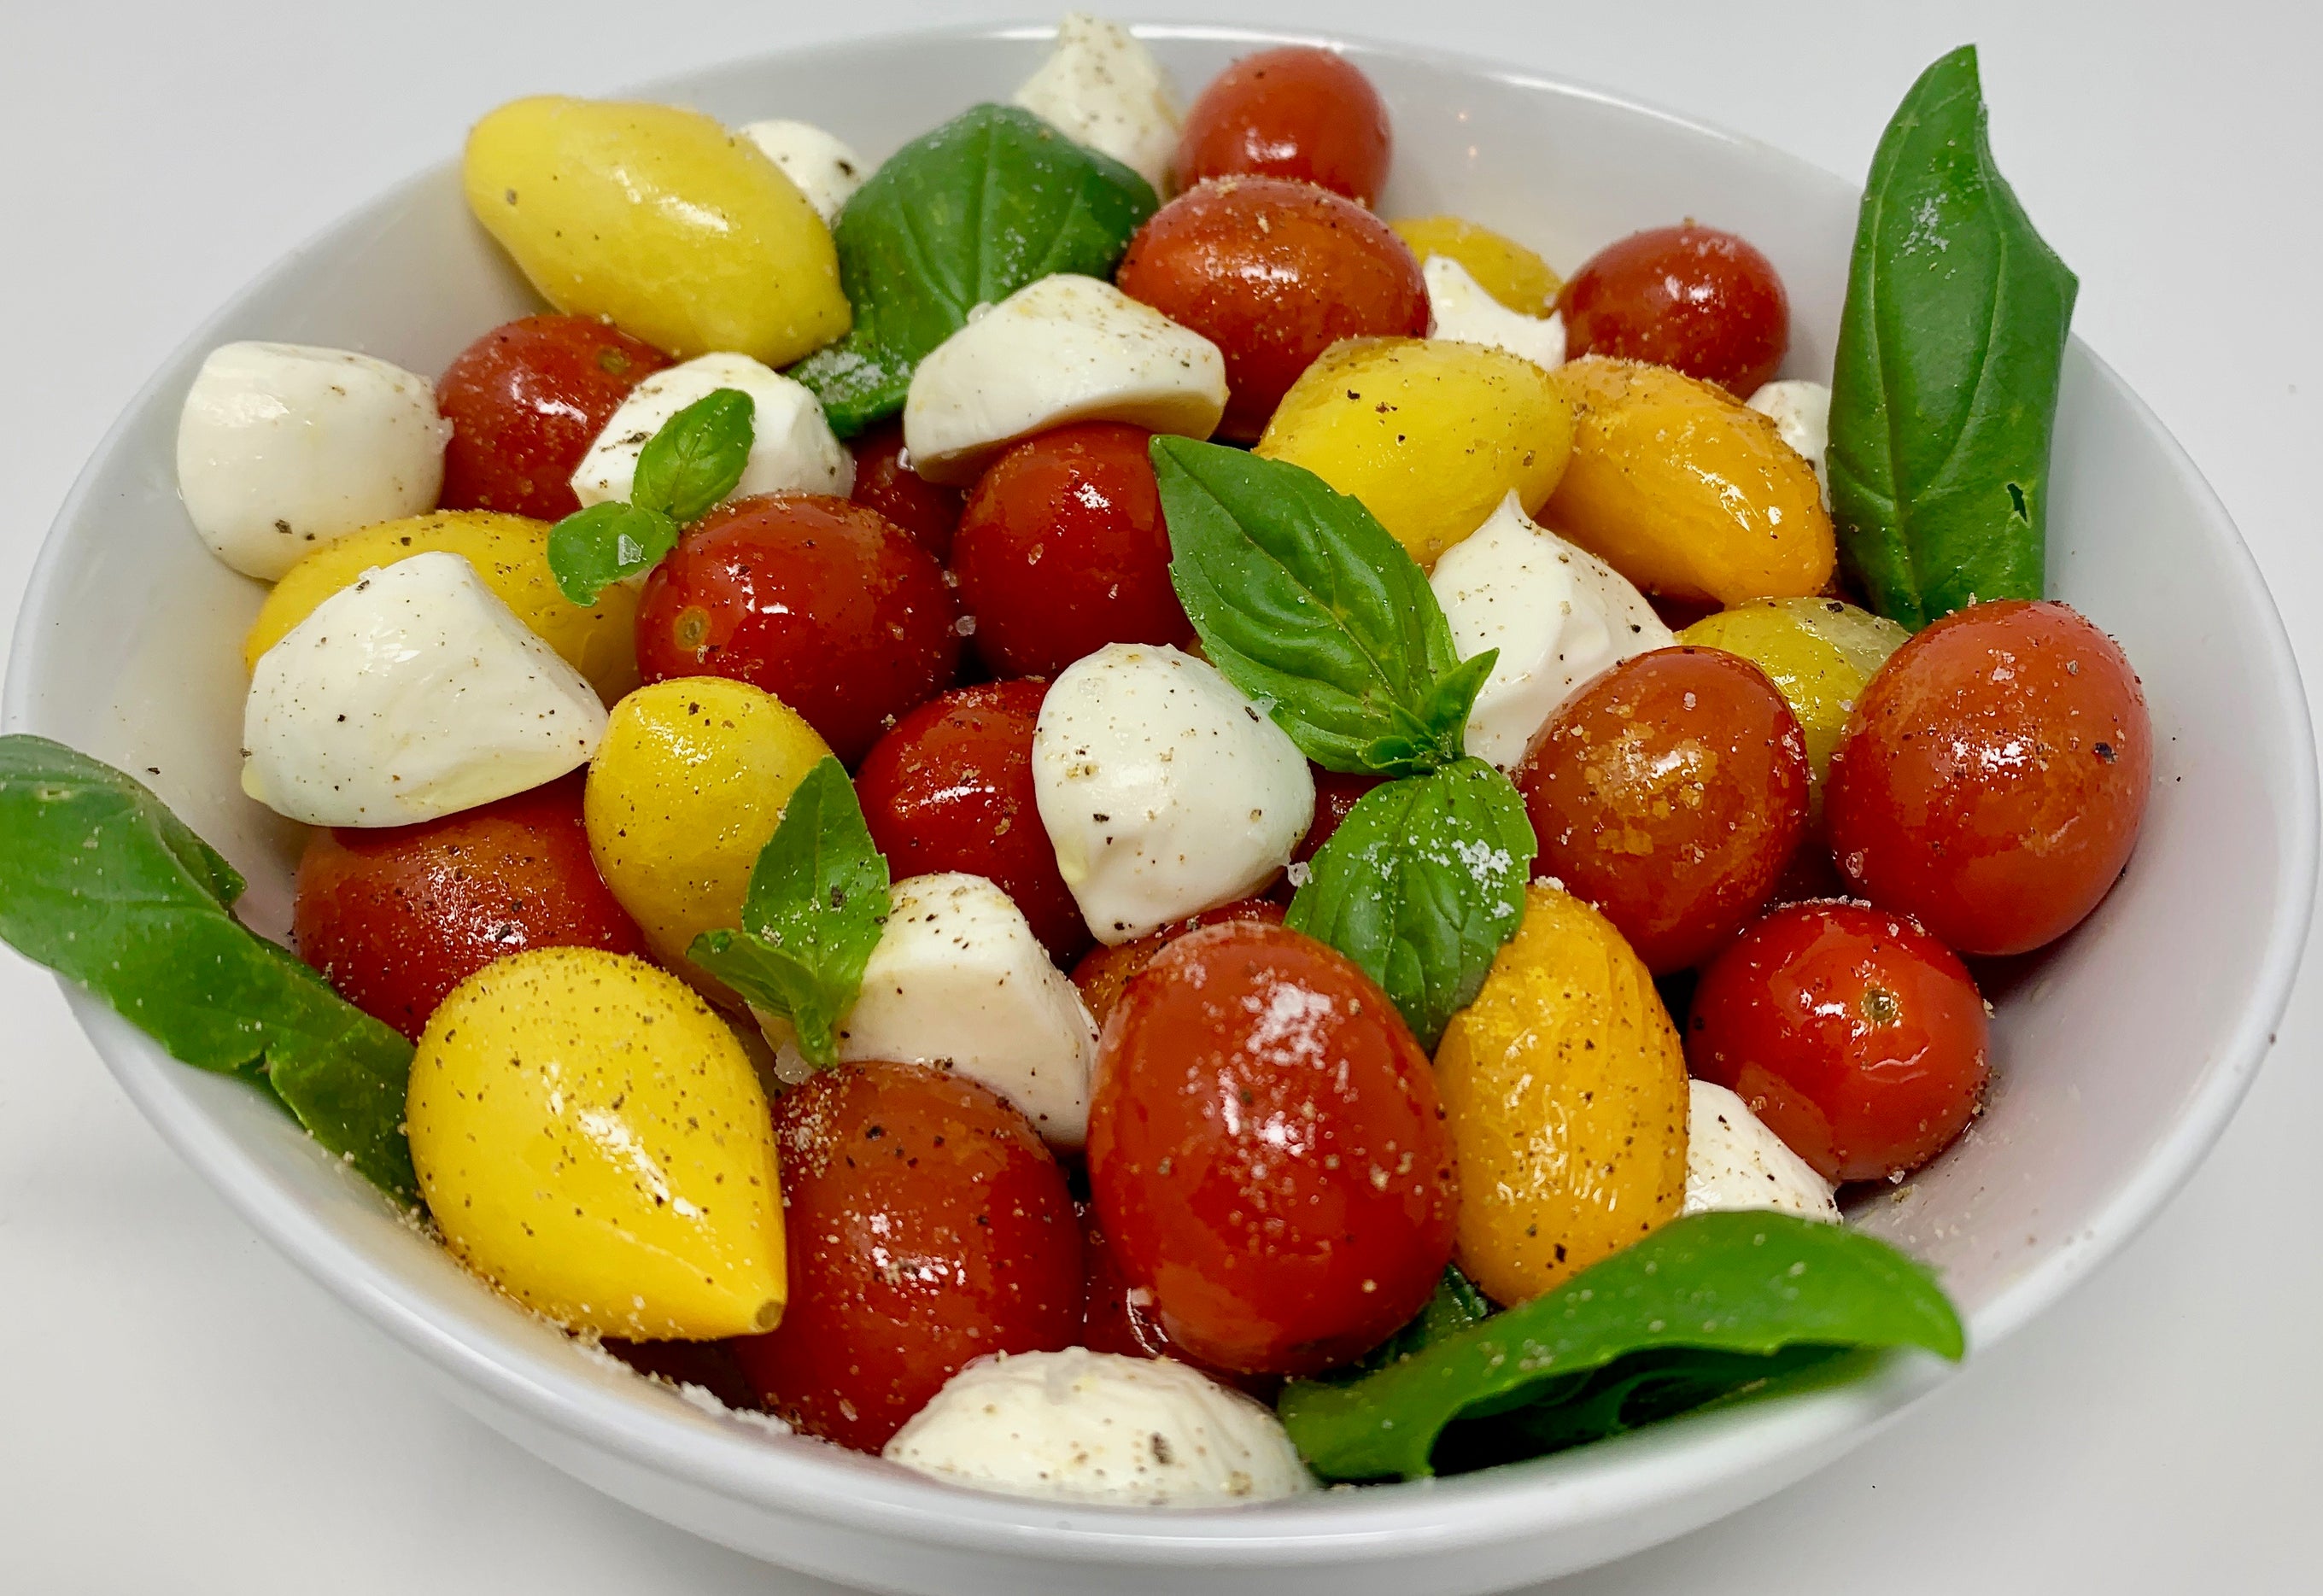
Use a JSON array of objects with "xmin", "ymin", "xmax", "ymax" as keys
[
  {"xmin": 688, "ymin": 757, "xmax": 889, "ymax": 1066},
  {"xmin": 0, "ymin": 735, "xmax": 418, "ymax": 1202},
  {"xmin": 1827, "ymin": 44, "xmax": 2079, "ymax": 628},
  {"xmin": 1154, "ymin": 437, "xmax": 1466, "ymax": 776},
  {"xmin": 791, "ymin": 103, "xmax": 1157, "ymax": 436},
  {"xmin": 546, "ymin": 500, "xmax": 677, "ymax": 606},
  {"xmin": 1284, "ymin": 758, "xmax": 1536, "ymax": 1048},
  {"xmin": 631, "ymin": 388, "xmax": 756, "ymax": 523},
  {"xmin": 1278, "ymin": 1212, "xmax": 1964, "ymax": 1481},
  {"xmin": 1356, "ymin": 1266, "xmax": 1496, "ymax": 1375}
]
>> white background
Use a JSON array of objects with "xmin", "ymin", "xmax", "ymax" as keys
[{"xmin": 2, "ymin": 2, "xmax": 2315, "ymax": 1591}]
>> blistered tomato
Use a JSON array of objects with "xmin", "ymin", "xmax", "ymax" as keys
[
  {"xmin": 1559, "ymin": 225, "xmax": 1790, "ymax": 395},
  {"xmin": 1174, "ymin": 46, "xmax": 1392, "ymax": 205},
  {"xmin": 436, "ymin": 313, "xmax": 670, "ymax": 521},
  {"xmin": 849, "ymin": 419, "xmax": 964, "ymax": 561},
  {"xmin": 1069, "ymin": 897, "xmax": 1285, "ymax": 1026},
  {"xmin": 635, "ymin": 494, "xmax": 959, "ymax": 765}
]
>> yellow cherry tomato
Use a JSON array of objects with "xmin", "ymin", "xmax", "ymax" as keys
[
  {"xmin": 1681, "ymin": 597, "xmax": 1909, "ymax": 798},
  {"xmin": 407, "ymin": 946, "xmax": 787, "ymax": 1338},
  {"xmin": 1389, "ymin": 214, "xmax": 1562, "ymax": 315}
]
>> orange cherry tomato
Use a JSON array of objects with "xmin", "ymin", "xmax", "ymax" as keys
[
  {"xmin": 1175, "ymin": 46, "xmax": 1393, "ymax": 205},
  {"xmin": 1559, "ymin": 225, "xmax": 1790, "ymax": 396}
]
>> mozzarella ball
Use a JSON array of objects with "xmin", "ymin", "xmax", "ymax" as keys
[
  {"xmin": 1682, "ymin": 1079, "xmax": 1841, "ymax": 1222},
  {"xmin": 1010, "ymin": 14, "xmax": 1181, "ymax": 195},
  {"xmin": 883, "ymin": 1348, "xmax": 1314, "ymax": 1507},
  {"xmin": 177, "ymin": 342, "xmax": 449, "ymax": 581},
  {"xmin": 1424, "ymin": 254, "xmax": 1566, "ymax": 372},
  {"xmin": 242, "ymin": 551, "xmax": 606, "ymax": 826},
  {"xmin": 569, "ymin": 350, "xmax": 852, "ymax": 512},
  {"xmin": 736, "ymin": 119, "xmax": 866, "ymax": 225},
  {"xmin": 1747, "ymin": 378, "xmax": 1831, "ymax": 502}
]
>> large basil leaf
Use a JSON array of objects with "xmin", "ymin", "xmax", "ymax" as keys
[
  {"xmin": 0, "ymin": 735, "xmax": 418, "ymax": 1201},
  {"xmin": 1285, "ymin": 758, "xmax": 1536, "ymax": 1049},
  {"xmin": 791, "ymin": 104, "xmax": 1157, "ymax": 436},
  {"xmin": 1827, "ymin": 44, "xmax": 2079, "ymax": 629},
  {"xmin": 1278, "ymin": 1211, "xmax": 1964, "ymax": 1481}
]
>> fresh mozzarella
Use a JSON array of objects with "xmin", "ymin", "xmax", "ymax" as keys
[
  {"xmin": 1010, "ymin": 14, "xmax": 1181, "ymax": 195},
  {"xmin": 241, "ymin": 551, "xmax": 606, "ymax": 827},
  {"xmin": 884, "ymin": 1348, "xmax": 1314, "ymax": 1507},
  {"xmin": 1033, "ymin": 644, "xmax": 1313, "ymax": 944},
  {"xmin": 902, "ymin": 275, "xmax": 1226, "ymax": 486},
  {"xmin": 1682, "ymin": 1079, "xmax": 1841, "ymax": 1222},
  {"xmin": 1429, "ymin": 493, "xmax": 1672, "ymax": 769},
  {"xmin": 570, "ymin": 351, "xmax": 852, "ymax": 512},
  {"xmin": 1423, "ymin": 254, "xmax": 1566, "ymax": 371},
  {"xmin": 736, "ymin": 119, "xmax": 866, "ymax": 225},
  {"xmin": 177, "ymin": 342, "xmax": 449, "ymax": 581},
  {"xmin": 1747, "ymin": 378, "xmax": 1832, "ymax": 502}
]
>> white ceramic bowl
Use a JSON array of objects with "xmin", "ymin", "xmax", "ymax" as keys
[{"xmin": 7, "ymin": 21, "xmax": 2314, "ymax": 1596}]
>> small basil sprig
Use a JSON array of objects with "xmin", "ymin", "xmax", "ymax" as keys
[
  {"xmin": 1827, "ymin": 44, "xmax": 2079, "ymax": 628},
  {"xmin": 0, "ymin": 735, "xmax": 418, "ymax": 1201},
  {"xmin": 547, "ymin": 387, "xmax": 755, "ymax": 605},
  {"xmin": 688, "ymin": 757, "xmax": 889, "ymax": 1067}
]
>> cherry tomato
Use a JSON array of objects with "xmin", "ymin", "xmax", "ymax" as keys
[
  {"xmin": 1115, "ymin": 178, "xmax": 1429, "ymax": 441},
  {"xmin": 1078, "ymin": 1201, "xmax": 1278, "ymax": 1400},
  {"xmin": 1086, "ymin": 921, "xmax": 1456, "ymax": 1375},
  {"xmin": 1558, "ymin": 225, "xmax": 1790, "ymax": 396},
  {"xmin": 635, "ymin": 494, "xmax": 960, "ymax": 765},
  {"xmin": 951, "ymin": 422, "xmax": 1191, "ymax": 678},
  {"xmin": 436, "ymin": 314, "xmax": 670, "ymax": 522},
  {"xmin": 292, "ymin": 772, "xmax": 647, "ymax": 1041},
  {"xmin": 600, "ymin": 1337, "xmax": 761, "ymax": 1412},
  {"xmin": 1825, "ymin": 600, "xmax": 2150, "ymax": 957},
  {"xmin": 1069, "ymin": 897, "xmax": 1285, "ymax": 1026},
  {"xmin": 1688, "ymin": 900, "xmax": 1991, "ymax": 1184},
  {"xmin": 1294, "ymin": 768, "xmax": 1386, "ymax": 865},
  {"xmin": 855, "ymin": 681, "xmax": 1087, "ymax": 965},
  {"xmin": 731, "ymin": 1061, "xmax": 1082, "ymax": 1453},
  {"xmin": 849, "ymin": 419, "xmax": 964, "ymax": 561},
  {"xmin": 1175, "ymin": 46, "xmax": 1392, "ymax": 206},
  {"xmin": 1516, "ymin": 647, "xmax": 1810, "ymax": 973}
]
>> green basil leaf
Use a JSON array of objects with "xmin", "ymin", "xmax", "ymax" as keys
[
  {"xmin": 1284, "ymin": 758, "xmax": 1536, "ymax": 1048},
  {"xmin": 791, "ymin": 104, "xmax": 1157, "ymax": 436},
  {"xmin": 1355, "ymin": 1266, "xmax": 1497, "ymax": 1376},
  {"xmin": 630, "ymin": 387, "xmax": 756, "ymax": 523},
  {"xmin": 1278, "ymin": 1211, "xmax": 1965, "ymax": 1481},
  {"xmin": 1153, "ymin": 437, "xmax": 1466, "ymax": 775},
  {"xmin": 1827, "ymin": 44, "xmax": 2079, "ymax": 628},
  {"xmin": 547, "ymin": 500, "xmax": 677, "ymax": 606},
  {"xmin": 0, "ymin": 735, "xmax": 418, "ymax": 1202},
  {"xmin": 686, "ymin": 757, "xmax": 888, "ymax": 1067}
]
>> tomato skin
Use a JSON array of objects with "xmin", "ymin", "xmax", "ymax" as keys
[
  {"xmin": 730, "ymin": 1061, "xmax": 1083, "ymax": 1453},
  {"xmin": 1078, "ymin": 1201, "xmax": 1278, "ymax": 1400},
  {"xmin": 1069, "ymin": 897, "xmax": 1285, "ymax": 1026},
  {"xmin": 1516, "ymin": 647, "xmax": 1811, "ymax": 973},
  {"xmin": 292, "ymin": 772, "xmax": 647, "ymax": 1041},
  {"xmin": 635, "ymin": 494, "xmax": 960, "ymax": 766},
  {"xmin": 951, "ymin": 423, "xmax": 1191, "ymax": 678},
  {"xmin": 1085, "ymin": 921, "xmax": 1457, "ymax": 1375},
  {"xmin": 1175, "ymin": 46, "xmax": 1392, "ymax": 206},
  {"xmin": 1687, "ymin": 901, "xmax": 1990, "ymax": 1184},
  {"xmin": 849, "ymin": 420, "xmax": 964, "ymax": 562},
  {"xmin": 1825, "ymin": 600, "xmax": 2151, "ymax": 957},
  {"xmin": 436, "ymin": 314, "xmax": 670, "ymax": 522},
  {"xmin": 1558, "ymin": 225, "xmax": 1789, "ymax": 396},
  {"xmin": 855, "ymin": 681, "xmax": 1088, "ymax": 965},
  {"xmin": 1294, "ymin": 768, "xmax": 1386, "ymax": 865},
  {"xmin": 1115, "ymin": 178, "xmax": 1429, "ymax": 441}
]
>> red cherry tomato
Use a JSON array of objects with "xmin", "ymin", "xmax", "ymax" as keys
[
  {"xmin": 731, "ymin": 1061, "xmax": 1083, "ymax": 1453},
  {"xmin": 1175, "ymin": 46, "xmax": 1393, "ymax": 205},
  {"xmin": 292, "ymin": 772, "xmax": 647, "ymax": 1040},
  {"xmin": 1078, "ymin": 1201, "xmax": 1278, "ymax": 1400},
  {"xmin": 951, "ymin": 422, "xmax": 1192, "ymax": 678},
  {"xmin": 855, "ymin": 681, "xmax": 1088, "ymax": 965},
  {"xmin": 1558, "ymin": 225, "xmax": 1790, "ymax": 395},
  {"xmin": 1517, "ymin": 648, "xmax": 1810, "ymax": 973},
  {"xmin": 1086, "ymin": 921, "xmax": 1456, "ymax": 1375},
  {"xmin": 436, "ymin": 314, "xmax": 670, "ymax": 521},
  {"xmin": 849, "ymin": 420, "xmax": 964, "ymax": 562},
  {"xmin": 1825, "ymin": 599, "xmax": 2151, "ymax": 957},
  {"xmin": 1688, "ymin": 901, "xmax": 1991, "ymax": 1184},
  {"xmin": 600, "ymin": 1337, "xmax": 761, "ymax": 1412},
  {"xmin": 1294, "ymin": 768, "xmax": 1386, "ymax": 865},
  {"xmin": 1115, "ymin": 178, "xmax": 1428, "ymax": 441},
  {"xmin": 635, "ymin": 494, "xmax": 960, "ymax": 765},
  {"xmin": 1069, "ymin": 897, "xmax": 1285, "ymax": 1027}
]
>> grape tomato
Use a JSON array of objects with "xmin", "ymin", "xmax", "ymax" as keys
[
  {"xmin": 436, "ymin": 313, "xmax": 670, "ymax": 522},
  {"xmin": 1559, "ymin": 224, "xmax": 1790, "ymax": 395},
  {"xmin": 1174, "ymin": 46, "xmax": 1392, "ymax": 205}
]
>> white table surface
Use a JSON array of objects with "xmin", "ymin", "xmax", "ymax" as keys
[{"xmin": 3, "ymin": 2, "xmax": 2316, "ymax": 1591}]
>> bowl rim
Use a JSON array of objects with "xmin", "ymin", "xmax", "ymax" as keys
[{"xmin": 8, "ymin": 15, "xmax": 2316, "ymax": 1562}]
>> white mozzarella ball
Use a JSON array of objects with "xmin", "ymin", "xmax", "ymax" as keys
[
  {"xmin": 1422, "ymin": 254, "xmax": 1566, "ymax": 372},
  {"xmin": 176, "ymin": 342, "xmax": 449, "ymax": 581},
  {"xmin": 902, "ymin": 275, "xmax": 1226, "ymax": 486},
  {"xmin": 1010, "ymin": 14, "xmax": 1181, "ymax": 195},
  {"xmin": 569, "ymin": 351, "xmax": 852, "ymax": 512},
  {"xmin": 1430, "ymin": 493, "xmax": 1672, "ymax": 769},
  {"xmin": 241, "ymin": 551, "xmax": 606, "ymax": 827},
  {"xmin": 884, "ymin": 1348, "xmax": 1314, "ymax": 1507},
  {"xmin": 1033, "ymin": 644, "xmax": 1313, "ymax": 944},
  {"xmin": 1682, "ymin": 1079, "xmax": 1841, "ymax": 1223},
  {"xmin": 1747, "ymin": 378, "xmax": 1832, "ymax": 503},
  {"xmin": 736, "ymin": 119, "xmax": 866, "ymax": 225}
]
